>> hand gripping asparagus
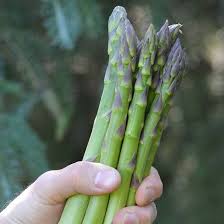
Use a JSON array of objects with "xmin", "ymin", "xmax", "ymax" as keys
[
  {"xmin": 82, "ymin": 9, "xmax": 138, "ymax": 224},
  {"xmin": 58, "ymin": 7, "xmax": 129, "ymax": 224},
  {"xmin": 103, "ymin": 24, "xmax": 158, "ymax": 224},
  {"xmin": 127, "ymin": 39, "xmax": 186, "ymax": 205}
]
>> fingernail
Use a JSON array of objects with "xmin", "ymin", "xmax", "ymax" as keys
[
  {"xmin": 123, "ymin": 212, "xmax": 139, "ymax": 224},
  {"xmin": 145, "ymin": 186, "xmax": 155, "ymax": 202},
  {"xmin": 94, "ymin": 169, "xmax": 118, "ymax": 189}
]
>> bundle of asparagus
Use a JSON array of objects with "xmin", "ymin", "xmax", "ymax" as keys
[{"xmin": 59, "ymin": 5, "xmax": 186, "ymax": 224}]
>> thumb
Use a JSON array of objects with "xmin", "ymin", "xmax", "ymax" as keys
[{"xmin": 31, "ymin": 161, "xmax": 121, "ymax": 204}]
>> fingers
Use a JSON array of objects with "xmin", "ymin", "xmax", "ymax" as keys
[
  {"xmin": 113, "ymin": 168, "xmax": 161, "ymax": 223},
  {"xmin": 135, "ymin": 167, "xmax": 163, "ymax": 206},
  {"xmin": 31, "ymin": 161, "xmax": 121, "ymax": 204},
  {"xmin": 113, "ymin": 203, "xmax": 157, "ymax": 224}
]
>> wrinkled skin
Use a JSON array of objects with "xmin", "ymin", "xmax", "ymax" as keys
[{"xmin": 0, "ymin": 161, "xmax": 163, "ymax": 224}]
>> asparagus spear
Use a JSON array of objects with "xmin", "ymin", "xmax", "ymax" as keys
[
  {"xmin": 82, "ymin": 11, "xmax": 138, "ymax": 224},
  {"xmin": 103, "ymin": 24, "xmax": 158, "ymax": 224},
  {"xmin": 147, "ymin": 21, "xmax": 182, "ymax": 112},
  {"xmin": 127, "ymin": 39, "xmax": 186, "ymax": 205},
  {"xmin": 58, "ymin": 6, "xmax": 129, "ymax": 224},
  {"xmin": 143, "ymin": 23, "xmax": 182, "ymax": 177},
  {"xmin": 144, "ymin": 37, "xmax": 185, "ymax": 174},
  {"xmin": 84, "ymin": 7, "xmax": 130, "ymax": 162},
  {"xmin": 169, "ymin": 23, "xmax": 183, "ymax": 42},
  {"xmin": 143, "ymin": 103, "xmax": 170, "ymax": 177}
]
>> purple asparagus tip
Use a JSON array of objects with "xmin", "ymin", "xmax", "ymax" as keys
[
  {"xmin": 169, "ymin": 24, "xmax": 182, "ymax": 41},
  {"xmin": 157, "ymin": 20, "xmax": 171, "ymax": 52},
  {"xmin": 108, "ymin": 6, "xmax": 127, "ymax": 33}
]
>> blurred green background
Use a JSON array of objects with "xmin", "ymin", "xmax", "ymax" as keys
[{"xmin": 0, "ymin": 0, "xmax": 224, "ymax": 223}]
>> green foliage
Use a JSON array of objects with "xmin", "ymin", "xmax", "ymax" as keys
[
  {"xmin": 0, "ymin": 113, "xmax": 48, "ymax": 208},
  {"xmin": 42, "ymin": 0, "xmax": 82, "ymax": 49},
  {"xmin": 0, "ymin": 28, "xmax": 75, "ymax": 139},
  {"xmin": 0, "ymin": 53, "xmax": 49, "ymax": 207},
  {"xmin": 41, "ymin": 0, "xmax": 103, "ymax": 49}
]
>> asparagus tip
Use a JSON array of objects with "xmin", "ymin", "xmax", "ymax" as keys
[
  {"xmin": 157, "ymin": 20, "xmax": 171, "ymax": 51},
  {"xmin": 162, "ymin": 38, "xmax": 186, "ymax": 94},
  {"xmin": 108, "ymin": 6, "xmax": 128, "ymax": 55},
  {"xmin": 139, "ymin": 23, "xmax": 157, "ymax": 69},
  {"xmin": 167, "ymin": 38, "xmax": 182, "ymax": 65},
  {"xmin": 108, "ymin": 6, "xmax": 127, "ymax": 33},
  {"xmin": 169, "ymin": 23, "xmax": 183, "ymax": 41},
  {"xmin": 125, "ymin": 19, "xmax": 137, "ymax": 58},
  {"xmin": 158, "ymin": 20, "xmax": 169, "ymax": 35}
]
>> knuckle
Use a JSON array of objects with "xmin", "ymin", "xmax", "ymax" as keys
[
  {"xmin": 74, "ymin": 160, "xmax": 85, "ymax": 167},
  {"xmin": 69, "ymin": 161, "xmax": 93, "ymax": 192},
  {"xmin": 35, "ymin": 170, "xmax": 56, "ymax": 187},
  {"xmin": 72, "ymin": 162, "xmax": 82, "ymax": 187},
  {"xmin": 31, "ymin": 170, "xmax": 58, "ymax": 205},
  {"xmin": 72, "ymin": 161, "xmax": 88, "ymax": 179},
  {"xmin": 73, "ymin": 161, "xmax": 90, "ymax": 172},
  {"xmin": 73, "ymin": 161, "xmax": 83, "ymax": 170}
]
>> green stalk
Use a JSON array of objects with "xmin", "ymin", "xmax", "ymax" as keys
[
  {"xmin": 103, "ymin": 24, "xmax": 158, "ymax": 224},
  {"xmin": 127, "ymin": 39, "xmax": 186, "ymax": 205},
  {"xmin": 82, "ymin": 10, "xmax": 138, "ymax": 224},
  {"xmin": 147, "ymin": 22, "xmax": 182, "ymax": 112},
  {"xmin": 58, "ymin": 6, "xmax": 128, "ymax": 224},
  {"xmin": 143, "ymin": 103, "xmax": 170, "ymax": 178},
  {"xmin": 143, "ymin": 22, "xmax": 182, "ymax": 177}
]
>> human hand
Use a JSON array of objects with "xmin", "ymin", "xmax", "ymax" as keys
[{"xmin": 0, "ymin": 161, "xmax": 163, "ymax": 224}]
